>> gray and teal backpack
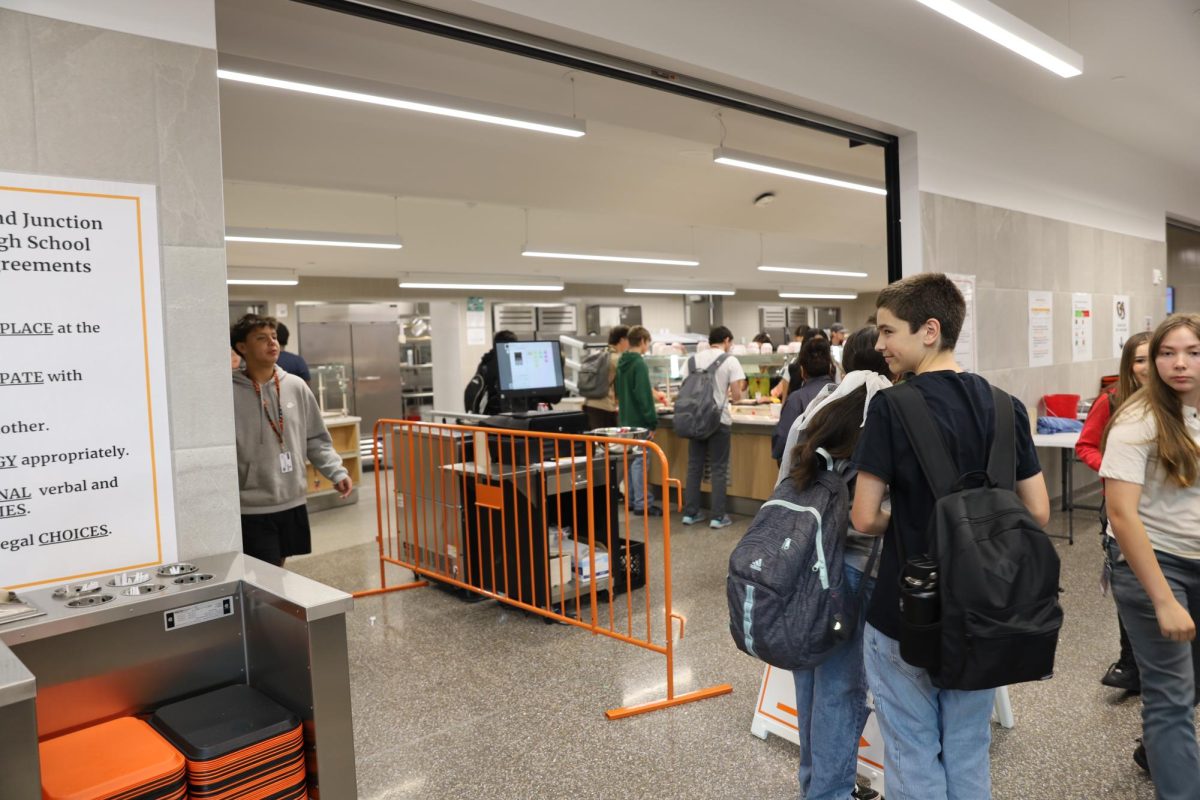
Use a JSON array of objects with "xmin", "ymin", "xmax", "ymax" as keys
[{"xmin": 727, "ymin": 463, "xmax": 870, "ymax": 670}]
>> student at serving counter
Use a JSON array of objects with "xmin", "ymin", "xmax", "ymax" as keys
[
  {"xmin": 230, "ymin": 314, "xmax": 352, "ymax": 567},
  {"xmin": 584, "ymin": 325, "xmax": 629, "ymax": 430},
  {"xmin": 772, "ymin": 337, "xmax": 836, "ymax": 463},
  {"xmin": 681, "ymin": 326, "xmax": 746, "ymax": 529},
  {"xmin": 616, "ymin": 326, "xmax": 662, "ymax": 515}
]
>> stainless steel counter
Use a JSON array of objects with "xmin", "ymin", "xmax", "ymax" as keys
[{"xmin": 0, "ymin": 552, "xmax": 357, "ymax": 799}]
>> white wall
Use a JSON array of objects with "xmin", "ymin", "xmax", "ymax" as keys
[
  {"xmin": 0, "ymin": 0, "xmax": 216, "ymax": 47},
  {"xmin": 458, "ymin": 0, "xmax": 1200, "ymax": 244}
]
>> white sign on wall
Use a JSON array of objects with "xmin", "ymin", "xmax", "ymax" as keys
[
  {"xmin": 1028, "ymin": 291, "xmax": 1053, "ymax": 368},
  {"xmin": 946, "ymin": 273, "xmax": 977, "ymax": 372},
  {"xmin": 0, "ymin": 171, "xmax": 176, "ymax": 589},
  {"xmin": 1112, "ymin": 295, "xmax": 1131, "ymax": 358},
  {"xmin": 1072, "ymin": 293, "xmax": 1093, "ymax": 362}
]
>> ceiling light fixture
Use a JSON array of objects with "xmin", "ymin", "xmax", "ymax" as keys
[
  {"xmin": 225, "ymin": 227, "xmax": 403, "ymax": 250},
  {"xmin": 778, "ymin": 291, "xmax": 859, "ymax": 300},
  {"xmin": 522, "ymin": 249, "xmax": 699, "ymax": 267},
  {"xmin": 218, "ymin": 56, "xmax": 586, "ymax": 138},
  {"xmin": 227, "ymin": 267, "xmax": 299, "ymax": 286},
  {"xmin": 910, "ymin": 0, "xmax": 1083, "ymax": 78},
  {"xmin": 758, "ymin": 265, "xmax": 869, "ymax": 278},
  {"xmin": 624, "ymin": 282, "xmax": 735, "ymax": 296},
  {"xmin": 714, "ymin": 148, "xmax": 887, "ymax": 195},
  {"xmin": 399, "ymin": 273, "xmax": 563, "ymax": 292}
]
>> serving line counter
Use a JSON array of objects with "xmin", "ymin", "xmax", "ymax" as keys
[
  {"xmin": 0, "ymin": 552, "xmax": 357, "ymax": 799},
  {"xmin": 649, "ymin": 407, "xmax": 780, "ymax": 517}
]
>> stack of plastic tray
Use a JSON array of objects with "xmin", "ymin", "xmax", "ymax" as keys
[
  {"xmin": 40, "ymin": 717, "xmax": 186, "ymax": 800},
  {"xmin": 150, "ymin": 684, "xmax": 306, "ymax": 800}
]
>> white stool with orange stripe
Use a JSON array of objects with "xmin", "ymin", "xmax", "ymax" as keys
[{"xmin": 750, "ymin": 664, "xmax": 1016, "ymax": 796}]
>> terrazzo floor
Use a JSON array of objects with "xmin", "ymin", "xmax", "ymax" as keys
[{"xmin": 289, "ymin": 478, "xmax": 1170, "ymax": 799}]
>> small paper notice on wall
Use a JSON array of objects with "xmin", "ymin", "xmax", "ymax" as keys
[
  {"xmin": 1072, "ymin": 293, "xmax": 1093, "ymax": 362},
  {"xmin": 275, "ymin": 303, "xmax": 288, "ymax": 319},
  {"xmin": 946, "ymin": 274, "xmax": 977, "ymax": 372},
  {"xmin": 1028, "ymin": 291, "xmax": 1053, "ymax": 368},
  {"xmin": 467, "ymin": 327, "xmax": 486, "ymax": 346},
  {"xmin": 1112, "ymin": 295, "xmax": 1131, "ymax": 358}
]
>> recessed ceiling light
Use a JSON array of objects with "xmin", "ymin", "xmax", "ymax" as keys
[
  {"xmin": 218, "ymin": 56, "xmax": 586, "ymax": 138},
  {"xmin": 758, "ymin": 265, "xmax": 869, "ymax": 278},
  {"xmin": 399, "ymin": 273, "xmax": 563, "ymax": 292},
  {"xmin": 624, "ymin": 282, "xmax": 735, "ymax": 296},
  {"xmin": 714, "ymin": 148, "xmax": 886, "ymax": 195},
  {"xmin": 225, "ymin": 227, "xmax": 403, "ymax": 249},
  {"xmin": 522, "ymin": 249, "xmax": 699, "ymax": 267},
  {"xmin": 227, "ymin": 267, "xmax": 299, "ymax": 286},
  {"xmin": 778, "ymin": 291, "xmax": 859, "ymax": 300},
  {"xmin": 909, "ymin": 0, "xmax": 1083, "ymax": 78}
]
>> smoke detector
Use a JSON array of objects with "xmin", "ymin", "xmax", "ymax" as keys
[{"xmin": 753, "ymin": 191, "xmax": 776, "ymax": 207}]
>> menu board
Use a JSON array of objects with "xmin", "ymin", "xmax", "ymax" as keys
[{"xmin": 0, "ymin": 171, "xmax": 176, "ymax": 589}]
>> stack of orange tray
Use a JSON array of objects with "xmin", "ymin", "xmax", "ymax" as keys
[
  {"xmin": 40, "ymin": 717, "xmax": 187, "ymax": 800},
  {"xmin": 150, "ymin": 685, "xmax": 307, "ymax": 800}
]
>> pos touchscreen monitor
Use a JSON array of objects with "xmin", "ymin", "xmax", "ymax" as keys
[{"xmin": 495, "ymin": 340, "xmax": 564, "ymax": 399}]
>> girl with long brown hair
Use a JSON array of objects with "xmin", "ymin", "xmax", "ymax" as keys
[
  {"xmin": 1076, "ymin": 331, "xmax": 1151, "ymax": 691},
  {"xmin": 1101, "ymin": 314, "xmax": 1200, "ymax": 796}
]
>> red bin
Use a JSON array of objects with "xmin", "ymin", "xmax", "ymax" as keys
[{"xmin": 1042, "ymin": 393, "xmax": 1080, "ymax": 418}]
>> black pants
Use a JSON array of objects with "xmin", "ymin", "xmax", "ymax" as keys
[{"xmin": 241, "ymin": 505, "xmax": 312, "ymax": 566}]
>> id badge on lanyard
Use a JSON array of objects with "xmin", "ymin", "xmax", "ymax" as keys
[{"xmin": 279, "ymin": 451, "xmax": 294, "ymax": 473}]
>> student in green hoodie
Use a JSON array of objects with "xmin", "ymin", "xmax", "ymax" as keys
[{"xmin": 617, "ymin": 325, "xmax": 662, "ymax": 515}]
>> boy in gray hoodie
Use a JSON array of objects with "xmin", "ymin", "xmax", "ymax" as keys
[{"xmin": 231, "ymin": 314, "xmax": 351, "ymax": 565}]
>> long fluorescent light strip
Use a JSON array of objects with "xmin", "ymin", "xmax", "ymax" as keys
[
  {"xmin": 218, "ymin": 69, "xmax": 586, "ymax": 138},
  {"xmin": 779, "ymin": 292, "xmax": 858, "ymax": 300},
  {"xmin": 400, "ymin": 281, "xmax": 562, "ymax": 292},
  {"xmin": 758, "ymin": 265, "xmax": 869, "ymax": 278},
  {"xmin": 522, "ymin": 250, "xmax": 699, "ymax": 267},
  {"xmin": 624, "ymin": 287, "xmax": 736, "ymax": 296},
  {"xmin": 911, "ymin": 0, "xmax": 1082, "ymax": 78},
  {"xmin": 226, "ymin": 278, "xmax": 299, "ymax": 286},
  {"xmin": 225, "ymin": 234, "xmax": 402, "ymax": 249},
  {"xmin": 714, "ymin": 148, "xmax": 886, "ymax": 196}
]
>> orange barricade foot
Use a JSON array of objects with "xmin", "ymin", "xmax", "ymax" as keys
[
  {"xmin": 604, "ymin": 683, "xmax": 734, "ymax": 720},
  {"xmin": 352, "ymin": 580, "xmax": 428, "ymax": 598}
]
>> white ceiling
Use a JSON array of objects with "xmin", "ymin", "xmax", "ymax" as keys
[{"xmin": 214, "ymin": 0, "xmax": 889, "ymax": 294}]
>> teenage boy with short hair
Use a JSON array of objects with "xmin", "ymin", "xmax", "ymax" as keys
[
  {"xmin": 231, "ymin": 314, "xmax": 352, "ymax": 566},
  {"xmin": 616, "ymin": 326, "xmax": 661, "ymax": 515},
  {"xmin": 848, "ymin": 273, "xmax": 1049, "ymax": 799},
  {"xmin": 681, "ymin": 325, "xmax": 747, "ymax": 529},
  {"xmin": 585, "ymin": 324, "xmax": 630, "ymax": 430}
]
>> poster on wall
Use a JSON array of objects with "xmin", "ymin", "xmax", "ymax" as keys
[
  {"xmin": 1028, "ymin": 291, "xmax": 1054, "ymax": 368},
  {"xmin": 0, "ymin": 171, "xmax": 176, "ymax": 589},
  {"xmin": 1112, "ymin": 295, "xmax": 1131, "ymax": 358},
  {"xmin": 1072, "ymin": 293, "xmax": 1093, "ymax": 362},
  {"xmin": 466, "ymin": 295, "xmax": 486, "ymax": 346},
  {"xmin": 947, "ymin": 273, "xmax": 977, "ymax": 372}
]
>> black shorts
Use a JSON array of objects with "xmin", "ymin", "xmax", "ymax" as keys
[{"xmin": 240, "ymin": 505, "xmax": 312, "ymax": 566}]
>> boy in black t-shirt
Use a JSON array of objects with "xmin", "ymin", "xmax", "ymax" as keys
[{"xmin": 849, "ymin": 274, "xmax": 1049, "ymax": 800}]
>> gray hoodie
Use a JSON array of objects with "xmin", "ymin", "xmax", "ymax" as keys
[{"xmin": 232, "ymin": 365, "xmax": 348, "ymax": 514}]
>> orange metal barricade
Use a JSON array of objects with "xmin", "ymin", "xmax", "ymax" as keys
[{"xmin": 354, "ymin": 418, "xmax": 732, "ymax": 719}]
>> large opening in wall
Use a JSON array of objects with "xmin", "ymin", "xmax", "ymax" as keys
[
  {"xmin": 216, "ymin": 0, "xmax": 895, "ymax": 441},
  {"xmin": 1167, "ymin": 219, "xmax": 1200, "ymax": 315}
]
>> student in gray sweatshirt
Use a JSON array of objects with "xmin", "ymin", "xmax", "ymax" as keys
[{"xmin": 231, "ymin": 314, "xmax": 351, "ymax": 565}]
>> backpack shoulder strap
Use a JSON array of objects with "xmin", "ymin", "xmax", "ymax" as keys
[
  {"xmin": 687, "ymin": 355, "xmax": 697, "ymax": 374},
  {"xmin": 883, "ymin": 383, "xmax": 959, "ymax": 499},
  {"xmin": 987, "ymin": 385, "xmax": 1017, "ymax": 491},
  {"xmin": 711, "ymin": 352, "xmax": 730, "ymax": 371}
]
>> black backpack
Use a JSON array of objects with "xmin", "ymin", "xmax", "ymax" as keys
[
  {"xmin": 726, "ymin": 466, "xmax": 879, "ymax": 670},
  {"xmin": 464, "ymin": 369, "xmax": 488, "ymax": 414},
  {"xmin": 887, "ymin": 382, "xmax": 1063, "ymax": 691}
]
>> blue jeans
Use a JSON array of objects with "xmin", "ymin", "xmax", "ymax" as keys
[
  {"xmin": 793, "ymin": 564, "xmax": 874, "ymax": 800},
  {"xmin": 1108, "ymin": 536, "xmax": 1200, "ymax": 800},
  {"xmin": 863, "ymin": 624, "xmax": 995, "ymax": 800},
  {"xmin": 627, "ymin": 447, "xmax": 658, "ymax": 512}
]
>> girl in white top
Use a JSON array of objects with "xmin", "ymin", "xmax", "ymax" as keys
[{"xmin": 1100, "ymin": 313, "xmax": 1200, "ymax": 797}]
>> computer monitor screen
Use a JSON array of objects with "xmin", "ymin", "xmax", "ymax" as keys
[
  {"xmin": 1166, "ymin": 286, "xmax": 1175, "ymax": 314},
  {"xmin": 496, "ymin": 340, "xmax": 564, "ymax": 397}
]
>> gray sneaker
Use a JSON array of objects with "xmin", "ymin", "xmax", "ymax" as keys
[
  {"xmin": 681, "ymin": 514, "xmax": 707, "ymax": 526},
  {"xmin": 709, "ymin": 515, "xmax": 733, "ymax": 529}
]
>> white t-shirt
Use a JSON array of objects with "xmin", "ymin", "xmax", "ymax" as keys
[
  {"xmin": 681, "ymin": 348, "xmax": 746, "ymax": 427},
  {"xmin": 1099, "ymin": 402, "xmax": 1200, "ymax": 560}
]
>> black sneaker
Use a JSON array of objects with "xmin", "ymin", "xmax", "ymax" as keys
[
  {"xmin": 1133, "ymin": 739, "xmax": 1150, "ymax": 775},
  {"xmin": 1101, "ymin": 660, "xmax": 1141, "ymax": 693},
  {"xmin": 852, "ymin": 786, "xmax": 880, "ymax": 800}
]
